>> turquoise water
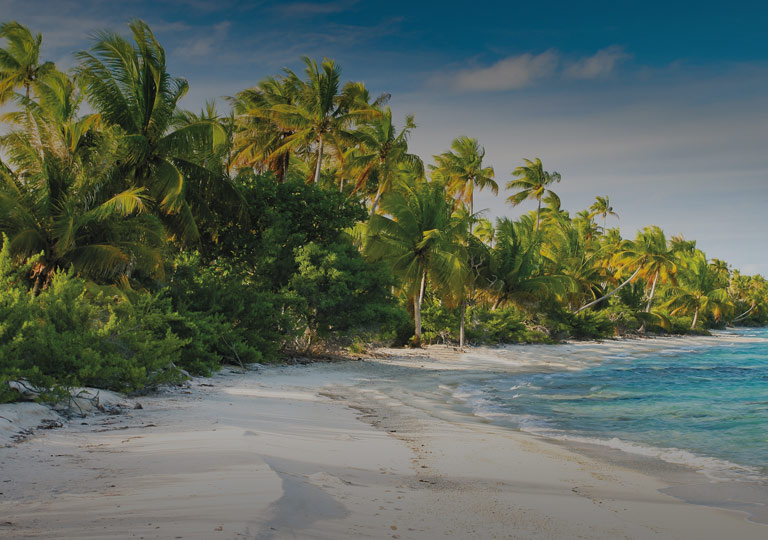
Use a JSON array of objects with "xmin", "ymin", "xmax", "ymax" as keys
[{"xmin": 455, "ymin": 328, "xmax": 768, "ymax": 478}]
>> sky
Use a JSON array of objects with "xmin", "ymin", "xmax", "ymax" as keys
[{"xmin": 2, "ymin": 0, "xmax": 767, "ymax": 273}]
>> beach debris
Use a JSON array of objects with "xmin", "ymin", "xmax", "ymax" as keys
[
  {"xmin": 7, "ymin": 380, "xmax": 42, "ymax": 401},
  {"xmin": 53, "ymin": 388, "xmax": 141, "ymax": 418}
]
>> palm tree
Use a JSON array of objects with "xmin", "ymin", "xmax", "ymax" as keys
[
  {"xmin": 364, "ymin": 182, "xmax": 468, "ymax": 346},
  {"xmin": 431, "ymin": 136, "xmax": 497, "ymax": 223},
  {"xmin": 430, "ymin": 137, "xmax": 496, "ymax": 348},
  {"xmin": 345, "ymin": 107, "xmax": 423, "ymax": 215},
  {"xmin": 575, "ymin": 227, "xmax": 676, "ymax": 314},
  {"xmin": 473, "ymin": 218, "xmax": 495, "ymax": 247},
  {"xmin": 670, "ymin": 234, "xmax": 697, "ymax": 257},
  {"xmin": 538, "ymin": 191, "xmax": 569, "ymax": 226},
  {"xmin": 730, "ymin": 273, "xmax": 767, "ymax": 323},
  {"xmin": 541, "ymin": 220, "xmax": 606, "ymax": 310},
  {"xmin": 623, "ymin": 226, "xmax": 678, "ymax": 312},
  {"xmin": 506, "ymin": 158, "xmax": 561, "ymax": 231},
  {"xmin": 229, "ymin": 75, "xmax": 301, "ymax": 182},
  {"xmin": 589, "ymin": 196, "xmax": 618, "ymax": 231},
  {"xmin": 664, "ymin": 252, "xmax": 730, "ymax": 329},
  {"xmin": 573, "ymin": 210, "xmax": 600, "ymax": 244},
  {"xmin": 0, "ymin": 21, "xmax": 55, "ymax": 103},
  {"xmin": 0, "ymin": 71, "xmax": 164, "ymax": 290},
  {"xmin": 270, "ymin": 57, "xmax": 371, "ymax": 184},
  {"xmin": 75, "ymin": 19, "xmax": 225, "ymax": 243},
  {"xmin": 485, "ymin": 217, "xmax": 573, "ymax": 311}
]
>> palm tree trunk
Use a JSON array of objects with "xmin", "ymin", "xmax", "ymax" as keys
[
  {"xmin": 413, "ymin": 270, "xmax": 427, "ymax": 347},
  {"xmin": 691, "ymin": 306, "xmax": 699, "ymax": 329},
  {"xmin": 369, "ymin": 189, "xmax": 383, "ymax": 217},
  {"xmin": 575, "ymin": 265, "xmax": 642, "ymax": 314},
  {"xmin": 459, "ymin": 301, "xmax": 466, "ymax": 350},
  {"xmin": 279, "ymin": 153, "xmax": 289, "ymax": 184},
  {"xmin": 31, "ymin": 275, "xmax": 42, "ymax": 296},
  {"xmin": 468, "ymin": 195, "xmax": 474, "ymax": 233},
  {"xmin": 645, "ymin": 271, "xmax": 659, "ymax": 312},
  {"xmin": 732, "ymin": 303, "xmax": 756, "ymax": 322},
  {"xmin": 314, "ymin": 135, "xmax": 324, "ymax": 184},
  {"xmin": 535, "ymin": 197, "xmax": 542, "ymax": 231}
]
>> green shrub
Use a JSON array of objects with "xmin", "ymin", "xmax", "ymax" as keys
[
  {"xmin": 286, "ymin": 240, "xmax": 403, "ymax": 348},
  {"xmin": 0, "ymin": 245, "xmax": 187, "ymax": 402},
  {"xmin": 164, "ymin": 252, "xmax": 289, "ymax": 367}
]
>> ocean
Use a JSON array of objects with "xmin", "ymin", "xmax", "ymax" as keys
[{"xmin": 450, "ymin": 328, "xmax": 768, "ymax": 481}]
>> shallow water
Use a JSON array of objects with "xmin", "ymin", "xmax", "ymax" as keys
[{"xmin": 450, "ymin": 328, "xmax": 768, "ymax": 481}]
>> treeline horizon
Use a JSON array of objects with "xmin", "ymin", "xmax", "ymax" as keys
[{"xmin": 1, "ymin": 19, "xmax": 766, "ymax": 401}]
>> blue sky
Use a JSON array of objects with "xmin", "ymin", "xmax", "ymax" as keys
[{"xmin": 2, "ymin": 0, "xmax": 768, "ymax": 273}]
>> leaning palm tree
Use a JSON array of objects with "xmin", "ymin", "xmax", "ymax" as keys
[
  {"xmin": 623, "ymin": 226, "xmax": 678, "ymax": 312},
  {"xmin": 345, "ymin": 107, "xmax": 423, "ymax": 214},
  {"xmin": 589, "ymin": 196, "xmax": 618, "ymax": 231},
  {"xmin": 664, "ymin": 252, "xmax": 730, "ymax": 329},
  {"xmin": 364, "ymin": 182, "xmax": 468, "ymax": 346},
  {"xmin": 576, "ymin": 226, "xmax": 677, "ymax": 313},
  {"xmin": 75, "ymin": 19, "xmax": 225, "ymax": 243},
  {"xmin": 0, "ymin": 21, "xmax": 55, "ymax": 103},
  {"xmin": 431, "ymin": 136, "xmax": 497, "ymax": 224},
  {"xmin": 506, "ymin": 158, "xmax": 561, "ymax": 231}
]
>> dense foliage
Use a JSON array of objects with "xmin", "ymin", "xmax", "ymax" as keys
[{"xmin": 1, "ymin": 20, "xmax": 766, "ymax": 401}]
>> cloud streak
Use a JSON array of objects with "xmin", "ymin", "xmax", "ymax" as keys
[
  {"xmin": 434, "ymin": 46, "xmax": 629, "ymax": 93},
  {"xmin": 174, "ymin": 21, "xmax": 231, "ymax": 58},
  {"xmin": 564, "ymin": 46, "xmax": 630, "ymax": 79},
  {"xmin": 434, "ymin": 51, "xmax": 558, "ymax": 92}
]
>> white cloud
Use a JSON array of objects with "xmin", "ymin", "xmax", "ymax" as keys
[
  {"xmin": 564, "ymin": 45, "xmax": 629, "ymax": 79},
  {"xmin": 437, "ymin": 51, "xmax": 559, "ymax": 92}
]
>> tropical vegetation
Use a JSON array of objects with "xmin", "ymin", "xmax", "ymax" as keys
[{"xmin": 1, "ymin": 20, "xmax": 767, "ymax": 402}]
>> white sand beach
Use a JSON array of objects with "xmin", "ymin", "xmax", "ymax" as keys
[{"xmin": 1, "ymin": 342, "xmax": 767, "ymax": 539}]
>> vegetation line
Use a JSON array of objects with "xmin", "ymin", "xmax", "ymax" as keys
[{"xmin": 1, "ymin": 19, "xmax": 766, "ymax": 403}]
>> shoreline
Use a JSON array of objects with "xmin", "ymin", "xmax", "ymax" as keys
[{"xmin": 1, "ymin": 342, "xmax": 766, "ymax": 539}]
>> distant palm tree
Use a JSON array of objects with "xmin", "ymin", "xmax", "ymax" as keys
[
  {"xmin": 0, "ymin": 21, "xmax": 55, "ymax": 103},
  {"xmin": 538, "ymin": 192, "xmax": 569, "ymax": 226},
  {"xmin": 622, "ymin": 226, "xmax": 678, "ymax": 312},
  {"xmin": 364, "ymin": 182, "xmax": 468, "ymax": 346},
  {"xmin": 589, "ymin": 196, "xmax": 618, "ymax": 231},
  {"xmin": 506, "ymin": 158, "xmax": 561, "ymax": 231},
  {"xmin": 669, "ymin": 234, "xmax": 697, "ymax": 257},
  {"xmin": 473, "ymin": 218, "xmax": 495, "ymax": 247},
  {"xmin": 431, "ymin": 136, "xmax": 497, "ymax": 223},
  {"xmin": 76, "ymin": 19, "xmax": 226, "ymax": 243},
  {"xmin": 345, "ymin": 107, "xmax": 423, "ymax": 215},
  {"xmin": 664, "ymin": 252, "xmax": 730, "ymax": 329}
]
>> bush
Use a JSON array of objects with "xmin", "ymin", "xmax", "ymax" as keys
[
  {"xmin": 164, "ymin": 252, "xmax": 289, "ymax": 368},
  {"xmin": 0, "ymin": 246, "xmax": 187, "ymax": 403},
  {"xmin": 286, "ymin": 240, "xmax": 404, "ymax": 349}
]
